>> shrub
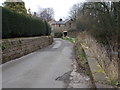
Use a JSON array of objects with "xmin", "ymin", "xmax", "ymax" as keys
[
  {"xmin": 54, "ymin": 32, "xmax": 63, "ymax": 38},
  {"xmin": 2, "ymin": 7, "xmax": 51, "ymax": 38}
]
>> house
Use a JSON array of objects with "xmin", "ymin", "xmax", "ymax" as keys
[
  {"xmin": 49, "ymin": 19, "xmax": 76, "ymax": 31},
  {"xmin": 49, "ymin": 19, "xmax": 76, "ymax": 36},
  {"xmin": 65, "ymin": 19, "xmax": 76, "ymax": 30},
  {"xmin": 48, "ymin": 20, "xmax": 56, "ymax": 31},
  {"xmin": 48, "ymin": 19, "xmax": 66, "ymax": 31}
]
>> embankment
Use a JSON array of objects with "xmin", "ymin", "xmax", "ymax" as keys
[{"xmin": 77, "ymin": 32, "xmax": 119, "ymax": 82}]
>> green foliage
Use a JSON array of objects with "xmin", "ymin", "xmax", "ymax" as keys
[
  {"xmin": 97, "ymin": 69, "xmax": 105, "ymax": 73},
  {"xmin": 105, "ymin": 76, "xmax": 120, "ymax": 86},
  {"xmin": 111, "ymin": 80, "xmax": 119, "ymax": 86},
  {"xmin": 75, "ymin": 42, "xmax": 91, "ymax": 76},
  {"xmin": 44, "ymin": 21, "xmax": 51, "ymax": 35},
  {"xmin": 3, "ymin": 1, "xmax": 27, "ymax": 14},
  {"xmin": 2, "ymin": 7, "xmax": 51, "ymax": 38},
  {"xmin": 62, "ymin": 37, "xmax": 77, "ymax": 44},
  {"xmin": 77, "ymin": 47, "xmax": 87, "ymax": 64},
  {"xmin": 54, "ymin": 32, "xmax": 63, "ymax": 38}
]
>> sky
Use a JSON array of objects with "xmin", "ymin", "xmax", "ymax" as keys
[{"xmin": 0, "ymin": 0, "xmax": 85, "ymax": 21}]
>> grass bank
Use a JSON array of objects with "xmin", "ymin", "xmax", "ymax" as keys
[
  {"xmin": 63, "ymin": 37, "xmax": 95, "ymax": 77},
  {"xmin": 62, "ymin": 37, "xmax": 77, "ymax": 44}
]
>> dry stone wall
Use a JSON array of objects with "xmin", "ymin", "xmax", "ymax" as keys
[{"xmin": 2, "ymin": 36, "xmax": 53, "ymax": 64}]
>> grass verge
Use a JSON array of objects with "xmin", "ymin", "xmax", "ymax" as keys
[
  {"xmin": 75, "ymin": 42, "xmax": 91, "ymax": 75},
  {"xmin": 63, "ymin": 36, "xmax": 96, "ymax": 87},
  {"xmin": 62, "ymin": 37, "xmax": 77, "ymax": 44},
  {"xmin": 63, "ymin": 37, "xmax": 94, "ymax": 76}
]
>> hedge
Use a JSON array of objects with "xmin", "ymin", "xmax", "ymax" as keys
[
  {"xmin": 54, "ymin": 32, "xmax": 63, "ymax": 38},
  {"xmin": 2, "ymin": 7, "xmax": 51, "ymax": 38}
]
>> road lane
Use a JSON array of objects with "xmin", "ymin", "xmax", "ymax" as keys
[{"xmin": 2, "ymin": 38, "xmax": 74, "ymax": 88}]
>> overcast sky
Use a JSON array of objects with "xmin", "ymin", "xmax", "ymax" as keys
[{"xmin": 0, "ymin": 0, "xmax": 85, "ymax": 20}]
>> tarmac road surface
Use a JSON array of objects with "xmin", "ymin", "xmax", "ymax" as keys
[{"xmin": 2, "ymin": 38, "xmax": 74, "ymax": 88}]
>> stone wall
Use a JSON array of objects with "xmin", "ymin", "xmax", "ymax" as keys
[
  {"xmin": 2, "ymin": 36, "xmax": 53, "ymax": 64},
  {"xmin": 77, "ymin": 32, "xmax": 119, "ymax": 82}
]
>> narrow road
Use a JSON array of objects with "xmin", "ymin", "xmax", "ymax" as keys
[{"xmin": 2, "ymin": 38, "xmax": 74, "ymax": 88}]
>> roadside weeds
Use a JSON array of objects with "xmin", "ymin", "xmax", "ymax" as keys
[{"xmin": 63, "ymin": 37, "xmax": 96, "ymax": 88}]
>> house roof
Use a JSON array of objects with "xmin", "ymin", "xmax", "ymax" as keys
[
  {"xmin": 64, "ymin": 19, "xmax": 74, "ymax": 24},
  {"xmin": 56, "ymin": 21, "xmax": 65, "ymax": 25},
  {"xmin": 49, "ymin": 19, "xmax": 74, "ymax": 25},
  {"xmin": 48, "ymin": 20, "xmax": 56, "ymax": 25}
]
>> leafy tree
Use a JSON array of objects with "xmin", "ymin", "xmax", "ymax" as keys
[{"xmin": 3, "ymin": 0, "xmax": 27, "ymax": 14}]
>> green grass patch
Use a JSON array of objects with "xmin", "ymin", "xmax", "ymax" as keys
[
  {"xmin": 74, "ymin": 41, "xmax": 93, "ymax": 77},
  {"xmin": 63, "ymin": 37, "xmax": 92, "ymax": 76},
  {"xmin": 62, "ymin": 37, "xmax": 77, "ymax": 44},
  {"xmin": 75, "ymin": 44, "xmax": 88, "ymax": 67}
]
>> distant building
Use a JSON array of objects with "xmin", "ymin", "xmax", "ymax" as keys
[
  {"xmin": 48, "ymin": 19, "xmax": 76, "ymax": 32},
  {"xmin": 65, "ymin": 19, "xmax": 76, "ymax": 30},
  {"xmin": 48, "ymin": 20, "xmax": 56, "ymax": 31}
]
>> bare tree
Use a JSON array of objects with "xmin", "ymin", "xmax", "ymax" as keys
[
  {"xmin": 69, "ymin": 3, "xmax": 82, "ymax": 20},
  {"xmin": 37, "ymin": 8, "xmax": 54, "ymax": 22},
  {"xmin": 69, "ymin": 1, "xmax": 120, "ymax": 61}
]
